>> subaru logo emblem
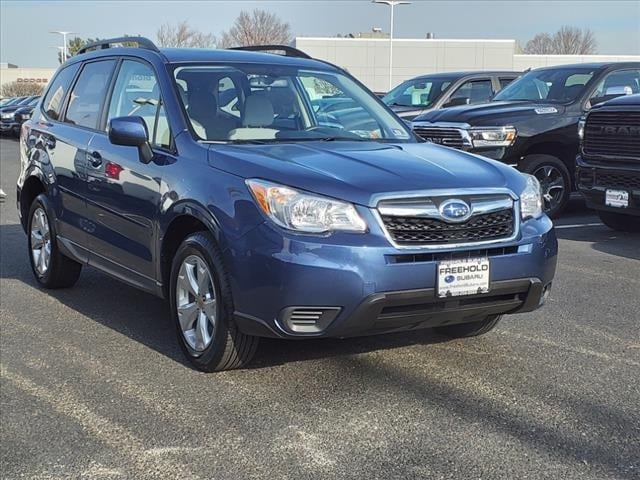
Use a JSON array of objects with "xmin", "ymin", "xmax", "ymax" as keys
[{"xmin": 439, "ymin": 199, "xmax": 471, "ymax": 222}]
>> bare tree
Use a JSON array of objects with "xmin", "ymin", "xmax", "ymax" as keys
[
  {"xmin": 218, "ymin": 9, "xmax": 292, "ymax": 48},
  {"xmin": 1, "ymin": 82, "xmax": 44, "ymax": 97},
  {"xmin": 525, "ymin": 26, "xmax": 597, "ymax": 55},
  {"xmin": 156, "ymin": 21, "xmax": 216, "ymax": 48}
]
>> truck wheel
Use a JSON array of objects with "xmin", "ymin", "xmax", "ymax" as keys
[
  {"xmin": 435, "ymin": 315, "xmax": 502, "ymax": 338},
  {"xmin": 598, "ymin": 211, "xmax": 640, "ymax": 233},
  {"xmin": 27, "ymin": 194, "xmax": 82, "ymax": 288},
  {"xmin": 169, "ymin": 231, "xmax": 259, "ymax": 372},
  {"xmin": 521, "ymin": 155, "xmax": 571, "ymax": 219}
]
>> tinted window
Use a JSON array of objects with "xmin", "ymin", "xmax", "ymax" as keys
[
  {"xmin": 41, "ymin": 64, "xmax": 79, "ymax": 121},
  {"xmin": 494, "ymin": 67, "xmax": 595, "ymax": 103},
  {"xmin": 382, "ymin": 77, "xmax": 454, "ymax": 108},
  {"xmin": 449, "ymin": 79, "xmax": 493, "ymax": 104},
  {"xmin": 106, "ymin": 60, "xmax": 171, "ymax": 148},
  {"xmin": 65, "ymin": 60, "xmax": 115, "ymax": 129},
  {"xmin": 499, "ymin": 77, "xmax": 515, "ymax": 89},
  {"xmin": 590, "ymin": 69, "xmax": 640, "ymax": 103}
]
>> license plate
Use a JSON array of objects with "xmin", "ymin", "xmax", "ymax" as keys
[
  {"xmin": 437, "ymin": 258, "xmax": 490, "ymax": 298},
  {"xmin": 605, "ymin": 189, "xmax": 629, "ymax": 208}
]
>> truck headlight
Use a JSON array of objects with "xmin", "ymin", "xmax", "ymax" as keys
[
  {"xmin": 520, "ymin": 174, "xmax": 543, "ymax": 220},
  {"xmin": 1, "ymin": 113, "xmax": 14, "ymax": 120},
  {"xmin": 247, "ymin": 179, "xmax": 367, "ymax": 233},
  {"xmin": 469, "ymin": 126, "xmax": 517, "ymax": 148}
]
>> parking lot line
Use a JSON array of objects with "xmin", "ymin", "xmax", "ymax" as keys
[{"xmin": 554, "ymin": 223, "xmax": 603, "ymax": 229}]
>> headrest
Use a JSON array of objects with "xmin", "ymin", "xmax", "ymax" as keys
[{"xmin": 243, "ymin": 95, "xmax": 274, "ymax": 127}]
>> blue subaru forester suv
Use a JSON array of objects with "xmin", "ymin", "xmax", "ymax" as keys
[{"xmin": 17, "ymin": 38, "xmax": 557, "ymax": 371}]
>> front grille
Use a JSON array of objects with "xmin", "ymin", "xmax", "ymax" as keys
[
  {"xmin": 583, "ymin": 111, "xmax": 640, "ymax": 159},
  {"xmin": 595, "ymin": 171, "xmax": 640, "ymax": 190},
  {"xmin": 381, "ymin": 209, "xmax": 514, "ymax": 245},
  {"xmin": 413, "ymin": 126, "xmax": 465, "ymax": 149}
]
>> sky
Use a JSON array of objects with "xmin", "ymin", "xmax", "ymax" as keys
[{"xmin": 1, "ymin": 0, "xmax": 639, "ymax": 67}]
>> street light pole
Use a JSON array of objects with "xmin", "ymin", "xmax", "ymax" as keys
[
  {"xmin": 50, "ymin": 31, "xmax": 76, "ymax": 62},
  {"xmin": 372, "ymin": 0, "xmax": 411, "ymax": 92}
]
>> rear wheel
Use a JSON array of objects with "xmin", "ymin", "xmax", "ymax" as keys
[
  {"xmin": 521, "ymin": 154, "xmax": 571, "ymax": 219},
  {"xmin": 169, "ymin": 231, "xmax": 258, "ymax": 371},
  {"xmin": 598, "ymin": 211, "xmax": 640, "ymax": 233},
  {"xmin": 435, "ymin": 315, "xmax": 502, "ymax": 338},
  {"xmin": 27, "ymin": 194, "xmax": 82, "ymax": 288}
]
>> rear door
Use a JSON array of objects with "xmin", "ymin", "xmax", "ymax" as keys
[{"xmin": 84, "ymin": 59, "xmax": 172, "ymax": 288}]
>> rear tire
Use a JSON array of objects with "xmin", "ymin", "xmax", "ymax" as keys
[
  {"xmin": 169, "ymin": 231, "xmax": 258, "ymax": 372},
  {"xmin": 521, "ymin": 154, "xmax": 571, "ymax": 219},
  {"xmin": 27, "ymin": 194, "xmax": 82, "ymax": 289},
  {"xmin": 435, "ymin": 315, "xmax": 502, "ymax": 338},
  {"xmin": 598, "ymin": 211, "xmax": 640, "ymax": 233}
]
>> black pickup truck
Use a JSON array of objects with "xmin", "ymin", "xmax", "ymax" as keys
[
  {"xmin": 576, "ymin": 94, "xmax": 640, "ymax": 231},
  {"xmin": 412, "ymin": 62, "xmax": 640, "ymax": 217}
]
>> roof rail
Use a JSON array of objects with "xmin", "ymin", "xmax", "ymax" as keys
[
  {"xmin": 229, "ymin": 45, "xmax": 312, "ymax": 59},
  {"xmin": 77, "ymin": 36, "xmax": 160, "ymax": 56}
]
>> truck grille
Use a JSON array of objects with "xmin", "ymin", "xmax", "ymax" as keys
[
  {"xmin": 381, "ymin": 209, "xmax": 515, "ymax": 245},
  {"xmin": 583, "ymin": 111, "xmax": 640, "ymax": 160},
  {"xmin": 412, "ymin": 127, "xmax": 465, "ymax": 149},
  {"xmin": 595, "ymin": 171, "xmax": 640, "ymax": 190}
]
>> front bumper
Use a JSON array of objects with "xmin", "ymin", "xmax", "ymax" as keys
[
  {"xmin": 0, "ymin": 120, "xmax": 18, "ymax": 132},
  {"xmin": 576, "ymin": 155, "xmax": 640, "ymax": 216},
  {"xmin": 228, "ymin": 214, "xmax": 557, "ymax": 339}
]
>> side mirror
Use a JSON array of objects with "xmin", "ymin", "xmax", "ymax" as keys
[
  {"xmin": 443, "ymin": 97, "xmax": 470, "ymax": 108},
  {"xmin": 108, "ymin": 116, "xmax": 153, "ymax": 164}
]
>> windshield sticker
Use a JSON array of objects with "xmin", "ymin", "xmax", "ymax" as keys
[
  {"xmin": 534, "ymin": 107, "xmax": 558, "ymax": 114},
  {"xmin": 392, "ymin": 128, "xmax": 410, "ymax": 138}
]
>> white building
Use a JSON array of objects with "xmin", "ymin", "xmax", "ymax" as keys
[
  {"xmin": 295, "ymin": 37, "xmax": 640, "ymax": 92},
  {"xmin": 0, "ymin": 63, "xmax": 56, "ymax": 94}
]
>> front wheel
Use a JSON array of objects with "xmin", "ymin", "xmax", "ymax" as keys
[
  {"xmin": 521, "ymin": 154, "xmax": 571, "ymax": 219},
  {"xmin": 434, "ymin": 315, "xmax": 502, "ymax": 338},
  {"xmin": 598, "ymin": 211, "xmax": 640, "ymax": 233},
  {"xmin": 169, "ymin": 231, "xmax": 258, "ymax": 372}
]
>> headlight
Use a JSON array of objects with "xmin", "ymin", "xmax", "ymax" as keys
[
  {"xmin": 577, "ymin": 116, "xmax": 586, "ymax": 140},
  {"xmin": 246, "ymin": 179, "xmax": 367, "ymax": 233},
  {"xmin": 520, "ymin": 174, "xmax": 543, "ymax": 220},
  {"xmin": 1, "ymin": 113, "xmax": 14, "ymax": 120},
  {"xmin": 469, "ymin": 126, "xmax": 517, "ymax": 148}
]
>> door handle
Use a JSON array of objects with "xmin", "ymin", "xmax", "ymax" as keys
[{"xmin": 87, "ymin": 150, "xmax": 102, "ymax": 168}]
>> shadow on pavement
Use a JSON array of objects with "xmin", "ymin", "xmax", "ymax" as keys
[{"xmin": 0, "ymin": 222, "xmax": 451, "ymax": 370}]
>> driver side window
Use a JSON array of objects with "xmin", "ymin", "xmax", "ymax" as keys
[
  {"xmin": 106, "ymin": 60, "xmax": 171, "ymax": 149},
  {"xmin": 590, "ymin": 69, "xmax": 640, "ymax": 105}
]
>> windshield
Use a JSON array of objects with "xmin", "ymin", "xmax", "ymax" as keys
[
  {"xmin": 382, "ymin": 77, "xmax": 454, "ymax": 108},
  {"xmin": 493, "ymin": 67, "xmax": 595, "ymax": 103},
  {"xmin": 174, "ymin": 64, "xmax": 413, "ymax": 143}
]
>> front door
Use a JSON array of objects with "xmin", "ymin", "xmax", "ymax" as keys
[{"xmin": 84, "ymin": 59, "xmax": 173, "ymax": 290}]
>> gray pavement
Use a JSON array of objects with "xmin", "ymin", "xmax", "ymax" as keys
[{"xmin": 1, "ymin": 136, "xmax": 639, "ymax": 480}]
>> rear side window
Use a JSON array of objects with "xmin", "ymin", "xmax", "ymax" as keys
[
  {"xmin": 41, "ymin": 63, "xmax": 80, "ymax": 121},
  {"xmin": 65, "ymin": 60, "xmax": 116, "ymax": 129},
  {"xmin": 450, "ymin": 79, "xmax": 494, "ymax": 104}
]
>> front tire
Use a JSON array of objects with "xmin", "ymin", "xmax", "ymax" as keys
[
  {"xmin": 521, "ymin": 154, "xmax": 571, "ymax": 219},
  {"xmin": 435, "ymin": 315, "xmax": 502, "ymax": 338},
  {"xmin": 598, "ymin": 211, "xmax": 640, "ymax": 233},
  {"xmin": 27, "ymin": 194, "xmax": 82, "ymax": 288},
  {"xmin": 169, "ymin": 231, "xmax": 258, "ymax": 372}
]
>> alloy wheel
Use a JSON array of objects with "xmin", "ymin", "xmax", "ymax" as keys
[
  {"xmin": 175, "ymin": 255, "xmax": 217, "ymax": 354},
  {"xmin": 533, "ymin": 165, "xmax": 565, "ymax": 213},
  {"xmin": 30, "ymin": 207, "xmax": 51, "ymax": 276}
]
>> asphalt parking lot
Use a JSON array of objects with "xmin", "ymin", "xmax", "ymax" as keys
[{"xmin": 1, "ymin": 135, "xmax": 639, "ymax": 480}]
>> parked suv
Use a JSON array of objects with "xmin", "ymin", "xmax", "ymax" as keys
[
  {"xmin": 576, "ymin": 94, "xmax": 640, "ymax": 231},
  {"xmin": 383, "ymin": 71, "xmax": 520, "ymax": 120},
  {"xmin": 412, "ymin": 63, "xmax": 640, "ymax": 217},
  {"xmin": 17, "ymin": 37, "xmax": 557, "ymax": 371}
]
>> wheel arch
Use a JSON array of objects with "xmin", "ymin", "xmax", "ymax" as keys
[
  {"xmin": 159, "ymin": 201, "xmax": 228, "ymax": 298},
  {"xmin": 19, "ymin": 172, "xmax": 48, "ymax": 232},
  {"xmin": 521, "ymin": 141, "xmax": 577, "ymax": 186}
]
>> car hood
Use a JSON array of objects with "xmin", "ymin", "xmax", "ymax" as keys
[
  {"xmin": 413, "ymin": 101, "xmax": 566, "ymax": 126},
  {"xmin": 208, "ymin": 141, "xmax": 524, "ymax": 207}
]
